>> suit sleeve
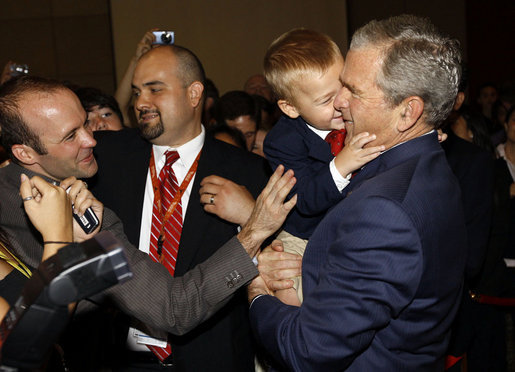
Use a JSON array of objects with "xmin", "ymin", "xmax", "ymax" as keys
[
  {"xmin": 100, "ymin": 208, "xmax": 258, "ymax": 335},
  {"xmin": 249, "ymin": 196, "xmax": 422, "ymax": 370},
  {"xmin": 264, "ymin": 126, "xmax": 342, "ymax": 215}
]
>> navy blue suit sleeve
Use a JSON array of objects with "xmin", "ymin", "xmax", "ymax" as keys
[
  {"xmin": 250, "ymin": 196, "xmax": 422, "ymax": 370},
  {"xmin": 264, "ymin": 121, "xmax": 343, "ymax": 215}
]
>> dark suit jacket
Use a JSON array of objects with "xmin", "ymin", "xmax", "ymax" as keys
[
  {"xmin": 91, "ymin": 128, "xmax": 269, "ymax": 371},
  {"xmin": 251, "ymin": 132, "xmax": 468, "ymax": 371},
  {"xmin": 475, "ymin": 157, "xmax": 515, "ymax": 296},
  {"xmin": 442, "ymin": 131, "xmax": 494, "ymax": 280},
  {"xmin": 0, "ymin": 162, "xmax": 259, "ymax": 370},
  {"xmin": 441, "ymin": 131, "xmax": 495, "ymax": 358},
  {"xmin": 264, "ymin": 115, "xmax": 342, "ymax": 238}
]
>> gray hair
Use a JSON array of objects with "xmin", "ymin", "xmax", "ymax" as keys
[{"xmin": 350, "ymin": 14, "xmax": 462, "ymax": 127}]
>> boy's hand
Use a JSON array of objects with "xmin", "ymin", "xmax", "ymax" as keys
[
  {"xmin": 437, "ymin": 129, "xmax": 448, "ymax": 143},
  {"xmin": 335, "ymin": 132, "xmax": 384, "ymax": 178}
]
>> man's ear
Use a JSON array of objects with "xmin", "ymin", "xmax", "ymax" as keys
[
  {"xmin": 11, "ymin": 144, "xmax": 38, "ymax": 165},
  {"xmin": 397, "ymin": 96, "xmax": 424, "ymax": 132},
  {"xmin": 453, "ymin": 92, "xmax": 465, "ymax": 111},
  {"xmin": 277, "ymin": 99, "xmax": 300, "ymax": 119},
  {"xmin": 188, "ymin": 81, "xmax": 204, "ymax": 108}
]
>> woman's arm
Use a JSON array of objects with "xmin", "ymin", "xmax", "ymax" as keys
[
  {"xmin": 19, "ymin": 174, "xmax": 73, "ymax": 259},
  {"xmin": 114, "ymin": 29, "xmax": 157, "ymax": 126}
]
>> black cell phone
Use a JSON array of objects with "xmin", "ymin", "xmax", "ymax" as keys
[
  {"xmin": 59, "ymin": 183, "xmax": 100, "ymax": 234},
  {"xmin": 73, "ymin": 208, "xmax": 99, "ymax": 234}
]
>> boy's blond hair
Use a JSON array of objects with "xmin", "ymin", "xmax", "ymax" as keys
[{"xmin": 264, "ymin": 28, "xmax": 342, "ymax": 105}]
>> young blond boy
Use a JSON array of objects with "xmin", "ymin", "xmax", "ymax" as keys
[{"xmin": 263, "ymin": 29, "xmax": 383, "ymax": 304}]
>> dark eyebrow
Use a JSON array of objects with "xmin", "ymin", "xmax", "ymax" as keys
[
  {"xmin": 143, "ymin": 81, "xmax": 166, "ymax": 87},
  {"xmin": 131, "ymin": 81, "xmax": 166, "ymax": 90}
]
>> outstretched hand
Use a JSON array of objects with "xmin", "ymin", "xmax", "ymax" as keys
[
  {"xmin": 237, "ymin": 165, "xmax": 297, "ymax": 257},
  {"xmin": 257, "ymin": 240, "xmax": 301, "ymax": 291},
  {"xmin": 437, "ymin": 129, "xmax": 448, "ymax": 143},
  {"xmin": 248, "ymin": 239, "xmax": 303, "ymax": 305},
  {"xmin": 1, "ymin": 61, "xmax": 18, "ymax": 84},
  {"xmin": 135, "ymin": 28, "xmax": 159, "ymax": 59},
  {"xmin": 200, "ymin": 175, "xmax": 255, "ymax": 225}
]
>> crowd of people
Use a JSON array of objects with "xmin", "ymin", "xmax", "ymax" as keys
[{"xmin": 0, "ymin": 13, "xmax": 513, "ymax": 371}]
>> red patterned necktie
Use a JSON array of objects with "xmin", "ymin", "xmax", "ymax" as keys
[
  {"xmin": 325, "ymin": 129, "xmax": 347, "ymax": 156},
  {"xmin": 148, "ymin": 150, "xmax": 183, "ymax": 361}
]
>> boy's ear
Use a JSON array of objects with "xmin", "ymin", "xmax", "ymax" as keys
[
  {"xmin": 11, "ymin": 144, "xmax": 38, "ymax": 165},
  {"xmin": 397, "ymin": 96, "xmax": 424, "ymax": 132},
  {"xmin": 277, "ymin": 99, "xmax": 300, "ymax": 119}
]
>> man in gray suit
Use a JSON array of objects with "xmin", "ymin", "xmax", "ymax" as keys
[{"xmin": 0, "ymin": 75, "xmax": 300, "ymax": 368}]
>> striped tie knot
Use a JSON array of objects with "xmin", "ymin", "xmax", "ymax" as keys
[{"xmin": 164, "ymin": 150, "xmax": 180, "ymax": 168}]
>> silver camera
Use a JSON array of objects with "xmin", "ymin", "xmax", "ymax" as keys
[
  {"xmin": 152, "ymin": 31, "xmax": 175, "ymax": 45},
  {"xmin": 10, "ymin": 63, "xmax": 29, "ymax": 77}
]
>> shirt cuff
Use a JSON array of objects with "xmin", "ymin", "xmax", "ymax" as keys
[{"xmin": 329, "ymin": 159, "xmax": 351, "ymax": 192}]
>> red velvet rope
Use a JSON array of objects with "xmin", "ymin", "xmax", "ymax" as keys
[{"xmin": 470, "ymin": 292, "xmax": 515, "ymax": 307}]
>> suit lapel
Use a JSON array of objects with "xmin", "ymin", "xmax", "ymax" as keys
[
  {"xmin": 297, "ymin": 121, "xmax": 334, "ymax": 163},
  {"xmin": 127, "ymin": 142, "xmax": 152, "ymax": 245}
]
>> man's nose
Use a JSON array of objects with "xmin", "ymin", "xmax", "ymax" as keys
[
  {"xmin": 135, "ymin": 92, "xmax": 150, "ymax": 112},
  {"xmin": 334, "ymin": 87, "xmax": 350, "ymax": 111},
  {"xmin": 81, "ymin": 128, "xmax": 97, "ymax": 148}
]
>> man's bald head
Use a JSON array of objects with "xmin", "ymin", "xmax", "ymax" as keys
[
  {"xmin": 141, "ymin": 45, "xmax": 206, "ymax": 94},
  {"xmin": 0, "ymin": 76, "xmax": 68, "ymax": 161}
]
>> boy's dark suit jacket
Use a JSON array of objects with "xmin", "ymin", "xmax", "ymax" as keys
[{"xmin": 264, "ymin": 115, "xmax": 342, "ymax": 239}]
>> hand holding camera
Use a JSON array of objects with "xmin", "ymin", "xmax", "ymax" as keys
[
  {"xmin": 134, "ymin": 30, "xmax": 174, "ymax": 61},
  {"xmin": 1, "ymin": 61, "xmax": 29, "ymax": 85}
]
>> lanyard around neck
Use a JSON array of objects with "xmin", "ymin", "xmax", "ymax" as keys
[
  {"xmin": 149, "ymin": 149, "xmax": 202, "ymax": 225},
  {"xmin": 0, "ymin": 241, "xmax": 31, "ymax": 279}
]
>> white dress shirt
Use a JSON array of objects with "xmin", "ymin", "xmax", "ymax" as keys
[{"xmin": 128, "ymin": 126, "xmax": 205, "ymax": 350}]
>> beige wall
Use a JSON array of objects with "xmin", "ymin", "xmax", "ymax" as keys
[{"xmin": 110, "ymin": 0, "xmax": 348, "ymax": 95}]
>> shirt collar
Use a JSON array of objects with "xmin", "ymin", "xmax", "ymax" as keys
[
  {"xmin": 304, "ymin": 120, "xmax": 332, "ymax": 139},
  {"xmin": 152, "ymin": 125, "xmax": 205, "ymax": 169},
  {"xmin": 384, "ymin": 129, "xmax": 435, "ymax": 154}
]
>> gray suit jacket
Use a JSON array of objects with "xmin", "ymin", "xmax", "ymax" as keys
[{"xmin": 0, "ymin": 162, "xmax": 258, "ymax": 336}]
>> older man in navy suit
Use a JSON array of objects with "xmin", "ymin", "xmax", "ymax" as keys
[{"xmin": 248, "ymin": 15, "xmax": 468, "ymax": 371}]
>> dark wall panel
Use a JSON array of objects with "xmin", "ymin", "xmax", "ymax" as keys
[{"xmin": 0, "ymin": 0, "xmax": 115, "ymax": 93}]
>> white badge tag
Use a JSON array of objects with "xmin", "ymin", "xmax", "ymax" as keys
[
  {"xmin": 131, "ymin": 328, "xmax": 168, "ymax": 347},
  {"xmin": 504, "ymin": 258, "xmax": 515, "ymax": 268}
]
